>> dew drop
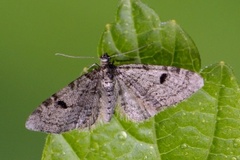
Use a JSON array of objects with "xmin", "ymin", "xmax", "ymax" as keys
[
  {"xmin": 233, "ymin": 138, "xmax": 240, "ymax": 148},
  {"xmin": 117, "ymin": 131, "xmax": 127, "ymax": 141},
  {"xmin": 181, "ymin": 143, "xmax": 188, "ymax": 149}
]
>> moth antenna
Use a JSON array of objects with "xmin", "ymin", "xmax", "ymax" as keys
[
  {"xmin": 55, "ymin": 53, "xmax": 95, "ymax": 59},
  {"xmin": 110, "ymin": 43, "xmax": 154, "ymax": 58}
]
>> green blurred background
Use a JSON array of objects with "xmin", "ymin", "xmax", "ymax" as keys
[{"xmin": 1, "ymin": 0, "xmax": 240, "ymax": 159}]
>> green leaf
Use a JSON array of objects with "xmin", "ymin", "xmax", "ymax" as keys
[
  {"xmin": 41, "ymin": 0, "xmax": 240, "ymax": 159},
  {"xmin": 98, "ymin": 0, "xmax": 200, "ymax": 72},
  {"xmin": 200, "ymin": 62, "xmax": 240, "ymax": 159}
]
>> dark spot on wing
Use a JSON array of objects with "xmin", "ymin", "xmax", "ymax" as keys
[
  {"xmin": 32, "ymin": 109, "xmax": 42, "ymax": 114},
  {"xmin": 68, "ymin": 82, "xmax": 75, "ymax": 89},
  {"xmin": 121, "ymin": 66, "xmax": 130, "ymax": 69},
  {"xmin": 169, "ymin": 67, "xmax": 181, "ymax": 74},
  {"xmin": 160, "ymin": 73, "xmax": 168, "ymax": 84},
  {"xmin": 176, "ymin": 67, "xmax": 181, "ymax": 74},
  {"xmin": 52, "ymin": 94, "xmax": 58, "ymax": 101},
  {"xmin": 42, "ymin": 98, "xmax": 52, "ymax": 106},
  {"xmin": 57, "ymin": 101, "xmax": 68, "ymax": 109},
  {"xmin": 142, "ymin": 65, "xmax": 149, "ymax": 71}
]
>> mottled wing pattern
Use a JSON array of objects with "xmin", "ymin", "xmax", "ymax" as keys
[
  {"xmin": 26, "ymin": 70, "xmax": 102, "ymax": 133},
  {"xmin": 116, "ymin": 64, "xmax": 204, "ymax": 121},
  {"xmin": 26, "ymin": 53, "xmax": 204, "ymax": 133}
]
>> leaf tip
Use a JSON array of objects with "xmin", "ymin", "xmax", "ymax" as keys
[
  {"xmin": 170, "ymin": 19, "xmax": 177, "ymax": 24},
  {"xmin": 105, "ymin": 23, "xmax": 111, "ymax": 30},
  {"xmin": 219, "ymin": 61, "xmax": 225, "ymax": 66}
]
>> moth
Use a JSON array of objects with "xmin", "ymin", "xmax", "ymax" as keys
[{"xmin": 26, "ymin": 53, "xmax": 203, "ymax": 133}]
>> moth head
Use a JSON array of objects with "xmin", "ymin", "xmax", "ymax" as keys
[
  {"xmin": 100, "ymin": 53, "xmax": 111, "ymax": 66},
  {"xmin": 100, "ymin": 53, "xmax": 110, "ymax": 61}
]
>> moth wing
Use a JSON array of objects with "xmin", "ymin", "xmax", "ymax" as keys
[
  {"xmin": 116, "ymin": 64, "xmax": 203, "ymax": 121},
  {"xmin": 26, "ymin": 71, "xmax": 103, "ymax": 133}
]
